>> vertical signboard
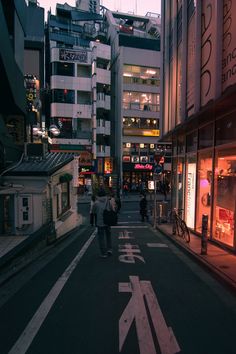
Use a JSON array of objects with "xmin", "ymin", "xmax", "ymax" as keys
[
  {"xmin": 186, "ymin": 13, "xmax": 196, "ymax": 117},
  {"xmin": 186, "ymin": 162, "xmax": 196, "ymax": 229},
  {"xmin": 73, "ymin": 156, "xmax": 80, "ymax": 187},
  {"xmin": 97, "ymin": 158, "xmax": 103, "ymax": 174},
  {"xmin": 104, "ymin": 158, "xmax": 113, "ymax": 174},
  {"xmin": 222, "ymin": 0, "xmax": 236, "ymax": 91},
  {"xmin": 201, "ymin": 0, "xmax": 217, "ymax": 107}
]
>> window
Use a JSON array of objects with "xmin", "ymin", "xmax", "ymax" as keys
[
  {"xmin": 51, "ymin": 89, "xmax": 75, "ymax": 104},
  {"xmin": 186, "ymin": 131, "xmax": 197, "ymax": 152},
  {"xmin": 54, "ymin": 118, "xmax": 72, "ymax": 138},
  {"xmin": 57, "ymin": 182, "xmax": 70, "ymax": 216},
  {"xmin": 123, "ymin": 64, "xmax": 160, "ymax": 86},
  {"xmin": 123, "ymin": 91, "xmax": 160, "ymax": 112},
  {"xmin": 213, "ymin": 148, "xmax": 236, "ymax": 247},
  {"xmin": 77, "ymin": 64, "xmax": 91, "ymax": 78},
  {"xmin": 198, "ymin": 123, "xmax": 213, "ymax": 149},
  {"xmin": 51, "ymin": 62, "xmax": 74, "ymax": 76},
  {"xmin": 216, "ymin": 113, "xmax": 236, "ymax": 146}
]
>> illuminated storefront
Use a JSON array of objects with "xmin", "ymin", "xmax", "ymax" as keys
[{"xmin": 172, "ymin": 114, "xmax": 236, "ymax": 250}]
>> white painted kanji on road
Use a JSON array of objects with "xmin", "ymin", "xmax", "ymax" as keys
[
  {"xmin": 118, "ymin": 230, "xmax": 134, "ymax": 240},
  {"xmin": 119, "ymin": 276, "xmax": 180, "ymax": 354},
  {"xmin": 119, "ymin": 244, "xmax": 145, "ymax": 263}
]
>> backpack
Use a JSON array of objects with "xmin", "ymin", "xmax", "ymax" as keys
[{"xmin": 103, "ymin": 199, "xmax": 118, "ymax": 226}]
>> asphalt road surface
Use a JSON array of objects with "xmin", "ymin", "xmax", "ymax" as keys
[{"xmin": 1, "ymin": 201, "xmax": 236, "ymax": 354}]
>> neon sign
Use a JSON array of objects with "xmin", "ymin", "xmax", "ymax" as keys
[{"xmin": 134, "ymin": 164, "xmax": 153, "ymax": 170}]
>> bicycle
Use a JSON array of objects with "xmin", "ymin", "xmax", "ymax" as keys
[{"xmin": 171, "ymin": 208, "xmax": 190, "ymax": 243}]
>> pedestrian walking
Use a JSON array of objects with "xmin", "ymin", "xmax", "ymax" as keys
[
  {"xmin": 115, "ymin": 193, "xmax": 121, "ymax": 213},
  {"xmin": 89, "ymin": 195, "xmax": 97, "ymax": 226},
  {"xmin": 92, "ymin": 188, "xmax": 116, "ymax": 258},
  {"xmin": 139, "ymin": 193, "xmax": 149, "ymax": 222}
]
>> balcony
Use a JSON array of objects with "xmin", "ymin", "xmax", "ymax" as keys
[
  {"xmin": 123, "ymin": 102, "xmax": 160, "ymax": 118},
  {"xmin": 97, "ymin": 93, "xmax": 111, "ymax": 110},
  {"xmin": 96, "ymin": 68, "xmax": 111, "ymax": 85},
  {"xmin": 96, "ymin": 43, "xmax": 111, "ymax": 61},
  {"xmin": 51, "ymin": 103, "xmax": 92, "ymax": 119},
  {"xmin": 96, "ymin": 121, "xmax": 111, "ymax": 135},
  {"xmin": 96, "ymin": 145, "xmax": 111, "ymax": 157},
  {"xmin": 73, "ymin": 131, "xmax": 92, "ymax": 140},
  {"xmin": 51, "ymin": 135, "xmax": 91, "ymax": 146},
  {"xmin": 51, "ymin": 76, "xmax": 91, "ymax": 91}
]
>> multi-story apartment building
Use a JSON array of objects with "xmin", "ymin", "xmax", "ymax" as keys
[
  {"xmin": 106, "ymin": 10, "xmax": 166, "ymax": 192},
  {"xmin": 45, "ymin": 1, "xmax": 112, "ymax": 189},
  {"xmin": 161, "ymin": 0, "xmax": 236, "ymax": 251},
  {"xmin": 24, "ymin": 0, "xmax": 45, "ymax": 140}
]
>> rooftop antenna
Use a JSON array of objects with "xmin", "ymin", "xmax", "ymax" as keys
[{"xmin": 135, "ymin": 0, "xmax": 137, "ymax": 14}]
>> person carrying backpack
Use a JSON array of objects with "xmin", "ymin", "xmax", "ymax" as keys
[
  {"xmin": 139, "ymin": 193, "xmax": 149, "ymax": 222},
  {"xmin": 92, "ymin": 188, "xmax": 116, "ymax": 258}
]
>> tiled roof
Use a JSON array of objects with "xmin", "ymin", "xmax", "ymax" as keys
[{"xmin": 5, "ymin": 153, "xmax": 74, "ymax": 176}]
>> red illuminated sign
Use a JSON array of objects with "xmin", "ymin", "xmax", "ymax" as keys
[{"xmin": 134, "ymin": 164, "xmax": 153, "ymax": 170}]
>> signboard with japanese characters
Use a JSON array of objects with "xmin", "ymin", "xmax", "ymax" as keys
[{"xmin": 59, "ymin": 49, "xmax": 88, "ymax": 63}]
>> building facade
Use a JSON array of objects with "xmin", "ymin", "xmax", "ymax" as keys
[
  {"xmin": 161, "ymin": 0, "xmax": 236, "ymax": 251},
  {"xmin": 106, "ymin": 10, "xmax": 165, "ymax": 192},
  {"xmin": 45, "ymin": 2, "xmax": 112, "ymax": 191},
  {"xmin": 0, "ymin": 0, "xmax": 27, "ymax": 170}
]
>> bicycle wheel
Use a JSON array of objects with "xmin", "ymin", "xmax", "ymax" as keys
[{"xmin": 180, "ymin": 220, "xmax": 190, "ymax": 243}]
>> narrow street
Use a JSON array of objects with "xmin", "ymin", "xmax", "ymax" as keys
[{"xmin": 0, "ymin": 201, "xmax": 236, "ymax": 354}]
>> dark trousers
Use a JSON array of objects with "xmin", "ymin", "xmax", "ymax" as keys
[
  {"xmin": 97, "ymin": 226, "xmax": 111, "ymax": 255},
  {"xmin": 140, "ymin": 210, "xmax": 149, "ymax": 222},
  {"xmin": 90, "ymin": 213, "xmax": 97, "ymax": 226}
]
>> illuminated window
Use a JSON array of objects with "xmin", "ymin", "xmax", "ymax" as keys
[{"xmin": 140, "ymin": 143, "xmax": 144, "ymax": 148}]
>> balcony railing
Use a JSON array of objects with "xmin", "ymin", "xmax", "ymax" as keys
[{"xmin": 123, "ymin": 102, "xmax": 160, "ymax": 112}]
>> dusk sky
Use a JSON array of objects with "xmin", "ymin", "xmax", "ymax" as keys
[{"xmin": 39, "ymin": 0, "xmax": 161, "ymax": 17}]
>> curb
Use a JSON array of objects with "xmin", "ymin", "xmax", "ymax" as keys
[{"xmin": 155, "ymin": 224, "xmax": 236, "ymax": 295}]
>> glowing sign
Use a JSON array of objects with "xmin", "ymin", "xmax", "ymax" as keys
[{"xmin": 134, "ymin": 164, "xmax": 153, "ymax": 170}]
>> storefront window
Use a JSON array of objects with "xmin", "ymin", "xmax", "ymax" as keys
[
  {"xmin": 213, "ymin": 148, "xmax": 236, "ymax": 247},
  {"xmin": 177, "ymin": 135, "xmax": 185, "ymax": 154},
  {"xmin": 215, "ymin": 113, "xmax": 236, "ymax": 146},
  {"xmin": 185, "ymin": 154, "xmax": 197, "ymax": 228},
  {"xmin": 198, "ymin": 123, "xmax": 213, "ymax": 149},
  {"xmin": 196, "ymin": 151, "xmax": 213, "ymax": 235},
  {"xmin": 186, "ymin": 130, "xmax": 197, "ymax": 153}
]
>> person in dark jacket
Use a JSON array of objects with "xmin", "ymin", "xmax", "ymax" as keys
[
  {"xmin": 89, "ymin": 195, "xmax": 97, "ymax": 226},
  {"xmin": 92, "ymin": 188, "xmax": 115, "ymax": 258},
  {"xmin": 139, "ymin": 193, "xmax": 149, "ymax": 222}
]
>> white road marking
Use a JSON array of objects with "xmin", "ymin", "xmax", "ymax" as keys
[
  {"xmin": 147, "ymin": 243, "xmax": 168, "ymax": 248},
  {"xmin": 8, "ymin": 230, "xmax": 96, "ymax": 354},
  {"xmin": 113, "ymin": 225, "xmax": 148, "ymax": 228},
  {"xmin": 119, "ymin": 276, "xmax": 180, "ymax": 354},
  {"xmin": 117, "ymin": 221, "xmax": 142, "ymax": 224}
]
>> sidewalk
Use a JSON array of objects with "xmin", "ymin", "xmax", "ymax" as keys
[{"xmin": 156, "ymin": 222, "xmax": 236, "ymax": 293}]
